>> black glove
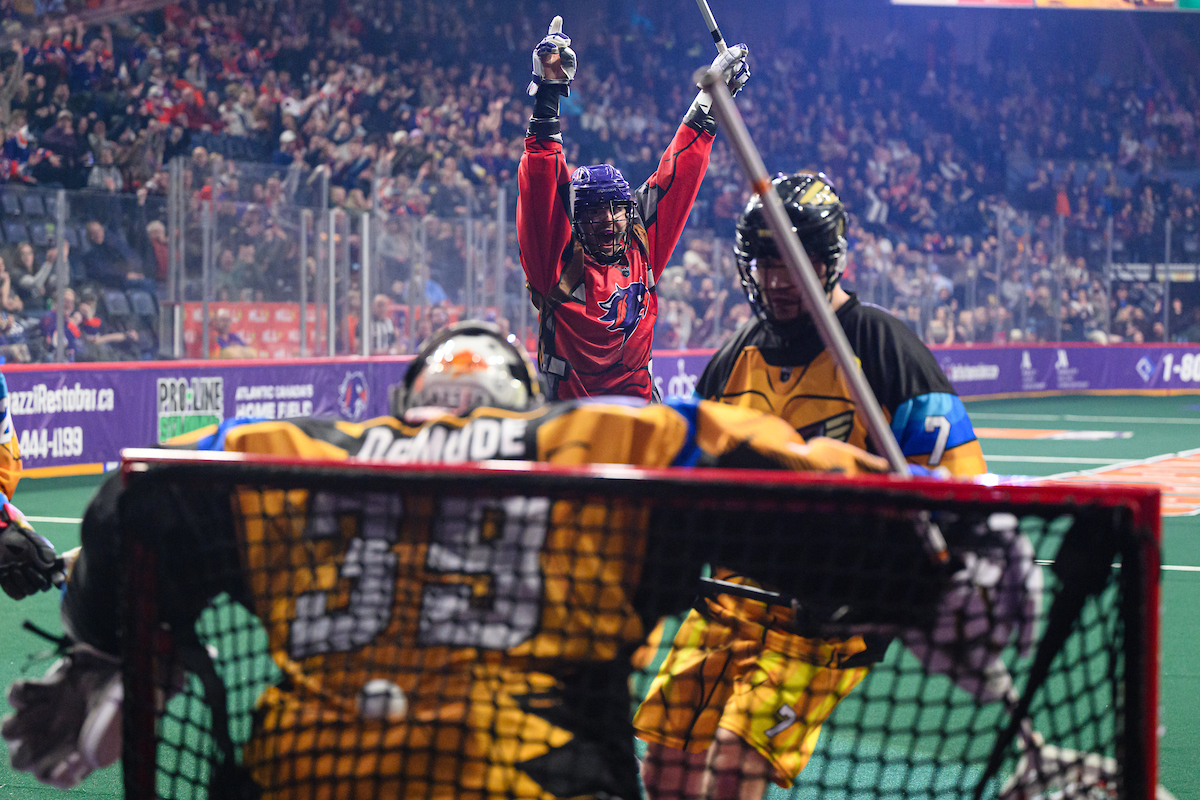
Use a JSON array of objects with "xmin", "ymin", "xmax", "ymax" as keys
[{"xmin": 0, "ymin": 502, "xmax": 59, "ymax": 600}]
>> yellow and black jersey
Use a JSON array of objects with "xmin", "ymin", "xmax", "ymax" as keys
[
  {"xmin": 699, "ymin": 294, "xmax": 986, "ymax": 477},
  {"xmin": 171, "ymin": 396, "xmax": 888, "ymax": 475},
  {"xmin": 0, "ymin": 372, "xmax": 20, "ymax": 501},
  {"xmin": 67, "ymin": 398, "xmax": 886, "ymax": 800}
]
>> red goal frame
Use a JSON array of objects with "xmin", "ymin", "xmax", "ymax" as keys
[{"xmin": 116, "ymin": 448, "xmax": 1162, "ymax": 800}]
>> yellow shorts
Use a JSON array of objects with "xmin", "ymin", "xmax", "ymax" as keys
[{"xmin": 632, "ymin": 609, "xmax": 870, "ymax": 788}]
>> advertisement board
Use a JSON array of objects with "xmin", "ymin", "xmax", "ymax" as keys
[
  {"xmin": 5, "ymin": 343, "xmax": 1200, "ymax": 474},
  {"xmin": 892, "ymin": 0, "xmax": 1195, "ymax": 8},
  {"xmin": 183, "ymin": 303, "xmax": 327, "ymax": 359},
  {"xmin": 6, "ymin": 358, "xmax": 407, "ymax": 473}
]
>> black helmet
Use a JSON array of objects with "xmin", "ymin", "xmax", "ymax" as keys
[{"xmin": 734, "ymin": 171, "xmax": 847, "ymax": 324}]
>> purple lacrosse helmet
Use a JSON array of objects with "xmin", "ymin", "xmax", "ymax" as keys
[{"xmin": 569, "ymin": 164, "xmax": 635, "ymax": 264}]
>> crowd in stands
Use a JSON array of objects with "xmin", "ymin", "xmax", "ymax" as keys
[{"xmin": 1, "ymin": 0, "xmax": 1200, "ymax": 361}]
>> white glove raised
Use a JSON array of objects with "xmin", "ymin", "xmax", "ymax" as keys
[
  {"xmin": 686, "ymin": 43, "xmax": 750, "ymax": 133},
  {"xmin": 2, "ymin": 643, "xmax": 122, "ymax": 789},
  {"xmin": 526, "ymin": 15, "xmax": 577, "ymax": 96},
  {"xmin": 900, "ymin": 513, "xmax": 1044, "ymax": 702},
  {"xmin": 707, "ymin": 43, "xmax": 750, "ymax": 97}
]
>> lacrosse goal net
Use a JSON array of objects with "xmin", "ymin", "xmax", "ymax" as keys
[{"xmin": 115, "ymin": 450, "xmax": 1160, "ymax": 800}]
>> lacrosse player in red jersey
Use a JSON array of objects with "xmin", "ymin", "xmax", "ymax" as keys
[{"xmin": 518, "ymin": 14, "xmax": 748, "ymax": 400}]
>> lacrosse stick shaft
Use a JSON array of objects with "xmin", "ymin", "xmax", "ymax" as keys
[
  {"xmin": 695, "ymin": 67, "xmax": 910, "ymax": 478},
  {"xmin": 695, "ymin": 0, "xmax": 728, "ymax": 54}
]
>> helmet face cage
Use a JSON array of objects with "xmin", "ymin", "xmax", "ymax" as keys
[
  {"xmin": 572, "ymin": 198, "xmax": 635, "ymax": 264},
  {"xmin": 570, "ymin": 165, "xmax": 634, "ymax": 265},
  {"xmin": 393, "ymin": 322, "xmax": 542, "ymax": 420},
  {"xmin": 734, "ymin": 172, "xmax": 847, "ymax": 325}
]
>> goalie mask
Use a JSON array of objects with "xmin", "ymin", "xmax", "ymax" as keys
[
  {"xmin": 391, "ymin": 322, "xmax": 543, "ymax": 422},
  {"xmin": 570, "ymin": 165, "xmax": 635, "ymax": 265},
  {"xmin": 735, "ymin": 171, "xmax": 847, "ymax": 326}
]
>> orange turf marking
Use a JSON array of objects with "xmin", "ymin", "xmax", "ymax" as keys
[
  {"xmin": 1048, "ymin": 449, "xmax": 1200, "ymax": 516},
  {"xmin": 975, "ymin": 428, "xmax": 1066, "ymax": 439}
]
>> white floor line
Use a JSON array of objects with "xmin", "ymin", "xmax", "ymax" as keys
[
  {"xmin": 1034, "ymin": 560, "xmax": 1200, "ymax": 572},
  {"xmin": 971, "ymin": 412, "xmax": 1200, "ymax": 425},
  {"xmin": 25, "ymin": 515, "xmax": 83, "ymax": 524},
  {"xmin": 983, "ymin": 455, "xmax": 1126, "ymax": 464}
]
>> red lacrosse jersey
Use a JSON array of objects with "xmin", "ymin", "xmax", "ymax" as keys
[{"xmin": 518, "ymin": 122, "xmax": 714, "ymax": 400}]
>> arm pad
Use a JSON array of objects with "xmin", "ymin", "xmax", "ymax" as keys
[
  {"xmin": 527, "ymin": 82, "xmax": 569, "ymax": 141},
  {"xmin": 683, "ymin": 90, "xmax": 717, "ymax": 136}
]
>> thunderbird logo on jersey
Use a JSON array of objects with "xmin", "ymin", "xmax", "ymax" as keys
[
  {"xmin": 598, "ymin": 282, "xmax": 647, "ymax": 342},
  {"xmin": 338, "ymin": 371, "xmax": 369, "ymax": 421}
]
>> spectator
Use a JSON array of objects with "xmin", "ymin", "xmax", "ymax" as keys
[
  {"xmin": 0, "ymin": 309, "xmax": 32, "ymax": 363},
  {"xmin": 0, "ymin": 255, "xmax": 23, "ymax": 315},
  {"xmin": 212, "ymin": 248, "xmax": 244, "ymax": 300},
  {"xmin": 273, "ymin": 131, "xmax": 299, "ymax": 166},
  {"xmin": 18, "ymin": 241, "xmax": 69, "ymax": 307},
  {"xmin": 955, "ymin": 310, "xmax": 975, "ymax": 344},
  {"xmin": 209, "ymin": 308, "xmax": 255, "ymax": 358},
  {"xmin": 142, "ymin": 221, "xmax": 169, "ymax": 284},
  {"xmin": 6, "ymin": 242, "xmax": 40, "ymax": 307},
  {"xmin": 428, "ymin": 304, "xmax": 450, "ymax": 338},
  {"xmin": 40, "ymin": 286, "xmax": 81, "ymax": 358},
  {"xmin": 999, "ymin": 268, "xmax": 1025, "ymax": 311},
  {"xmin": 901, "ymin": 304, "xmax": 922, "ymax": 337},
  {"xmin": 232, "ymin": 244, "xmax": 259, "ymax": 300},
  {"xmin": 365, "ymin": 294, "xmax": 399, "ymax": 355},
  {"xmin": 970, "ymin": 306, "xmax": 993, "ymax": 343},
  {"xmin": 0, "ymin": 36, "xmax": 23, "ymax": 126},
  {"xmin": 73, "ymin": 290, "xmax": 139, "ymax": 361},
  {"xmin": 38, "ymin": 109, "xmax": 85, "ymax": 187},
  {"xmin": 925, "ymin": 305, "xmax": 954, "ymax": 346},
  {"xmin": 411, "ymin": 313, "xmax": 434, "ymax": 353},
  {"xmin": 81, "ymin": 221, "xmax": 143, "ymax": 289},
  {"xmin": 1169, "ymin": 297, "xmax": 1187, "ymax": 341},
  {"xmin": 87, "ymin": 146, "xmax": 123, "ymax": 192}
]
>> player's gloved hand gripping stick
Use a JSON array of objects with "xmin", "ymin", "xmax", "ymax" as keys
[{"xmin": 684, "ymin": 1, "xmax": 749, "ymax": 135}]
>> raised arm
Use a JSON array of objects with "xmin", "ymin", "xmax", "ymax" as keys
[
  {"xmin": 516, "ymin": 16, "xmax": 577, "ymax": 297},
  {"xmin": 636, "ymin": 43, "xmax": 749, "ymax": 279}
]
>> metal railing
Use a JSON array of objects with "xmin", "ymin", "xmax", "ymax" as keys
[{"xmin": 7, "ymin": 158, "xmax": 1199, "ymax": 363}]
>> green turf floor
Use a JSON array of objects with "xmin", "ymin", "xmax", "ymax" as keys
[
  {"xmin": 962, "ymin": 394, "xmax": 1200, "ymax": 800},
  {"xmin": 0, "ymin": 394, "xmax": 1196, "ymax": 799}
]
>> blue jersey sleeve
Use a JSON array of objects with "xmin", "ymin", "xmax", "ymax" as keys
[
  {"xmin": 190, "ymin": 417, "xmax": 269, "ymax": 451},
  {"xmin": 665, "ymin": 396, "xmax": 702, "ymax": 467},
  {"xmin": 889, "ymin": 392, "xmax": 979, "ymax": 464}
]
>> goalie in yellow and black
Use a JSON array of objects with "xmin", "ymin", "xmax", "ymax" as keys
[
  {"xmin": 3, "ymin": 323, "xmax": 1037, "ymax": 800},
  {"xmin": 3, "ymin": 321, "xmax": 914, "ymax": 800}
]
